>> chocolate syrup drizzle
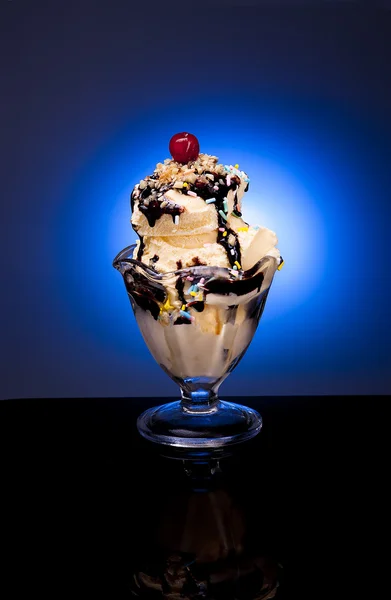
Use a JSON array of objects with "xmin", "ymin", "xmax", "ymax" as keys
[
  {"xmin": 136, "ymin": 236, "xmax": 145, "ymax": 262},
  {"xmin": 175, "ymin": 276, "xmax": 186, "ymax": 306},
  {"xmin": 192, "ymin": 173, "xmax": 243, "ymax": 268}
]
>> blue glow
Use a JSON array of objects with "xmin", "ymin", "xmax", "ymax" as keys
[{"xmin": 53, "ymin": 96, "xmax": 389, "ymax": 396}]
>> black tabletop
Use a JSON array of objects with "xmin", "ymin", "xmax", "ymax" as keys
[{"xmin": 0, "ymin": 395, "xmax": 387, "ymax": 599}]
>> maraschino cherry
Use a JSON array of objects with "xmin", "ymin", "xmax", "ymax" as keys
[{"xmin": 169, "ymin": 132, "xmax": 200, "ymax": 163}]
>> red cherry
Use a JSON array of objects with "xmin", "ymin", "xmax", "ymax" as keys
[{"xmin": 169, "ymin": 132, "xmax": 200, "ymax": 163}]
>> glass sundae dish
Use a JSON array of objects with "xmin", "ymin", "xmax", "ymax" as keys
[{"xmin": 113, "ymin": 133, "xmax": 283, "ymax": 448}]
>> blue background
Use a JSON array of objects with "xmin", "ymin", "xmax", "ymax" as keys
[{"xmin": 1, "ymin": 1, "xmax": 390, "ymax": 399}]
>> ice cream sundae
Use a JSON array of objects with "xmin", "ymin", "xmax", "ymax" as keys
[{"xmin": 113, "ymin": 132, "xmax": 283, "ymax": 447}]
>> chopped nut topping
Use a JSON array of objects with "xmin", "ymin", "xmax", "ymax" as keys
[{"xmin": 136, "ymin": 153, "xmax": 230, "ymax": 191}]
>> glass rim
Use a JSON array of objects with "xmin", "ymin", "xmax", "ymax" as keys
[{"xmin": 113, "ymin": 243, "xmax": 279, "ymax": 280}]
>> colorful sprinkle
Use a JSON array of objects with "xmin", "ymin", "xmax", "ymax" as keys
[
  {"xmin": 205, "ymin": 198, "xmax": 216, "ymax": 204},
  {"xmin": 186, "ymin": 276, "xmax": 194, "ymax": 281},
  {"xmin": 232, "ymin": 210, "xmax": 242, "ymax": 218},
  {"xmin": 222, "ymin": 231, "xmax": 228, "ymax": 237},
  {"xmin": 183, "ymin": 182, "xmax": 188, "ymax": 187},
  {"xmin": 234, "ymin": 261, "xmax": 241, "ymax": 269},
  {"xmin": 180, "ymin": 310, "xmax": 192, "ymax": 320},
  {"xmin": 174, "ymin": 215, "xmax": 180, "ymax": 225},
  {"xmin": 226, "ymin": 175, "xmax": 231, "ymax": 186},
  {"xmin": 187, "ymin": 190, "xmax": 197, "ymax": 197},
  {"xmin": 277, "ymin": 260, "xmax": 285, "ymax": 271},
  {"xmin": 199, "ymin": 278, "xmax": 205, "ymax": 285},
  {"xmin": 190, "ymin": 291, "xmax": 197, "ymax": 297},
  {"xmin": 230, "ymin": 249, "xmax": 235, "ymax": 255},
  {"xmin": 235, "ymin": 164, "xmax": 239, "ymax": 169},
  {"xmin": 163, "ymin": 298, "xmax": 174, "ymax": 311},
  {"xmin": 218, "ymin": 227, "xmax": 225, "ymax": 232},
  {"xmin": 213, "ymin": 185, "xmax": 219, "ymax": 191},
  {"xmin": 181, "ymin": 304, "xmax": 186, "ymax": 311},
  {"xmin": 223, "ymin": 198, "xmax": 228, "ymax": 212},
  {"xmin": 237, "ymin": 227, "xmax": 249, "ymax": 232},
  {"xmin": 233, "ymin": 265, "xmax": 238, "ymax": 270},
  {"xmin": 218, "ymin": 210, "xmax": 228, "ymax": 221}
]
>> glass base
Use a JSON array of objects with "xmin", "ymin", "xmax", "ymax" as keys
[{"xmin": 137, "ymin": 400, "xmax": 262, "ymax": 448}]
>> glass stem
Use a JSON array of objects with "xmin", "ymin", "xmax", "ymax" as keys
[{"xmin": 180, "ymin": 388, "xmax": 219, "ymax": 414}]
